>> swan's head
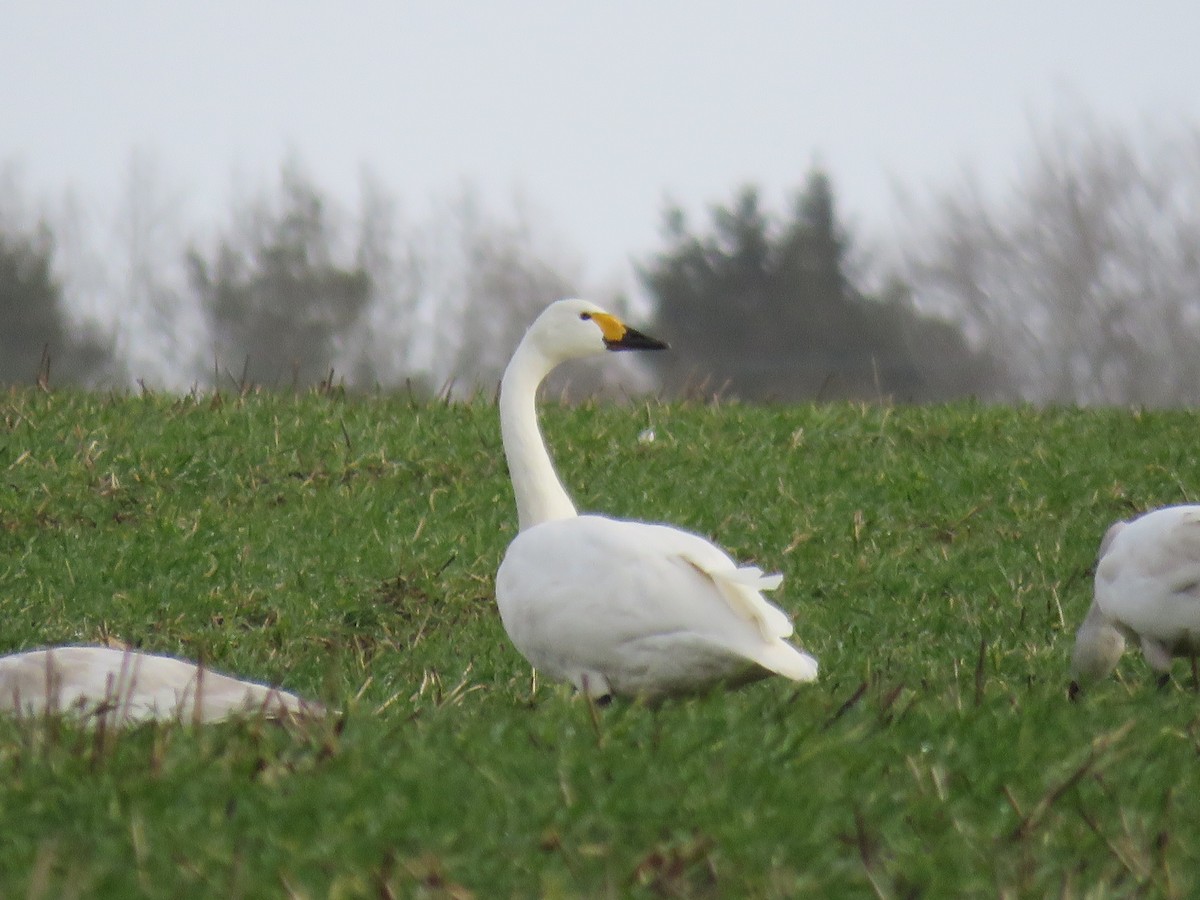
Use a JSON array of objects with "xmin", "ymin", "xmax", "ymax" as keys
[
  {"xmin": 1068, "ymin": 600, "xmax": 1126, "ymax": 699},
  {"xmin": 526, "ymin": 299, "xmax": 668, "ymax": 364},
  {"xmin": 1069, "ymin": 519, "xmax": 1130, "ymax": 698}
]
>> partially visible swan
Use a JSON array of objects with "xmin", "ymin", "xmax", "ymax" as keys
[
  {"xmin": 494, "ymin": 299, "xmax": 818, "ymax": 701},
  {"xmin": 1071, "ymin": 504, "xmax": 1200, "ymax": 694},
  {"xmin": 0, "ymin": 645, "xmax": 313, "ymax": 725}
]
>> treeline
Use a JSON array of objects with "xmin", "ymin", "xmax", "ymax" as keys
[
  {"xmin": 5, "ymin": 109, "xmax": 1200, "ymax": 405},
  {"xmin": 0, "ymin": 159, "xmax": 589, "ymax": 397}
]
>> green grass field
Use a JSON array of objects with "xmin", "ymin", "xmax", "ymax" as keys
[{"xmin": 2, "ymin": 388, "xmax": 1199, "ymax": 898}]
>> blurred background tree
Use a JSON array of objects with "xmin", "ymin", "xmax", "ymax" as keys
[
  {"xmin": 0, "ymin": 212, "xmax": 113, "ymax": 387},
  {"xmin": 641, "ymin": 170, "xmax": 998, "ymax": 401},
  {"xmin": 187, "ymin": 161, "xmax": 372, "ymax": 390},
  {"xmin": 897, "ymin": 110, "xmax": 1200, "ymax": 406},
  {"xmin": 110, "ymin": 152, "xmax": 198, "ymax": 388}
]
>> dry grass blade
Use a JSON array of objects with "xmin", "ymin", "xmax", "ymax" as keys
[
  {"xmin": 1008, "ymin": 720, "xmax": 1136, "ymax": 842},
  {"xmin": 824, "ymin": 681, "xmax": 868, "ymax": 729},
  {"xmin": 974, "ymin": 636, "xmax": 987, "ymax": 707}
]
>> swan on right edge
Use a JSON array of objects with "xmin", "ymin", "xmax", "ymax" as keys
[
  {"xmin": 1071, "ymin": 504, "xmax": 1200, "ymax": 695},
  {"xmin": 494, "ymin": 299, "xmax": 818, "ymax": 702}
]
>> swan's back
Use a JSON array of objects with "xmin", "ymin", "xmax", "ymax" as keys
[
  {"xmin": 0, "ymin": 646, "xmax": 310, "ymax": 725},
  {"xmin": 496, "ymin": 515, "xmax": 817, "ymax": 698},
  {"xmin": 1096, "ymin": 505, "xmax": 1200, "ymax": 640}
]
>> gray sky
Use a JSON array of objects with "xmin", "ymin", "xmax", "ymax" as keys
[{"xmin": 3, "ymin": 1, "xmax": 1200, "ymax": 293}]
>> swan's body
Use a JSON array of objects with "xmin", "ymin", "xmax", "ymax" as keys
[
  {"xmin": 0, "ymin": 646, "xmax": 312, "ymax": 725},
  {"xmin": 494, "ymin": 299, "xmax": 818, "ymax": 700},
  {"xmin": 1071, "ymin": 505, "xmax": 1200, "ymax": 690}
]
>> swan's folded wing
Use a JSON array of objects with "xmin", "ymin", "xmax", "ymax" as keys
[
  {"xmin": 1159, "ymin": 512, "xmax": 1200, "ymax": 595},
  {"xmin": 1098, "ymin": 508, "xmax": 1200, "ymax": 636},
  {"xmin": 637, "ymin": 527, "xmax": 795, "ymax": 642},
  {"xmin": 1115, "ymin": 510, "xmax": 1200, "ymax": 601}
]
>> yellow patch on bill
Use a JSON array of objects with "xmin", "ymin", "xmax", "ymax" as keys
[{"xmin": 591, "ymin": 312, "xmax": 627, "ymax": 342}]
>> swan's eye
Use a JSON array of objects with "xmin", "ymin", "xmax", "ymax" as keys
[{"xmin": 579, "ymin": 312, "xmax": 592, "ymax": 321}]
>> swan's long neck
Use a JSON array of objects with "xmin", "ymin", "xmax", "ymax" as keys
[{"xmin": 499, "ymin": 338, "xmax": 577, "ymax": 532}]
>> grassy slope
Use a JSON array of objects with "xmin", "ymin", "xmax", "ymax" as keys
[{"xmin": 1, "ymin": 389, "xmax": 1198, "ymax": 897}]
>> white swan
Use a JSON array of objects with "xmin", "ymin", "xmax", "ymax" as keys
[
  {"xmin": 0, "ymin": 645, "xmax": 313, "ymax": 725},
  {"xmin": 494, "ymin": 299, "xmax": 819, "ymax": 701},
  {"xmin": 1071, "ymin": 504, "xmax": 1200, "ymax": 694}
]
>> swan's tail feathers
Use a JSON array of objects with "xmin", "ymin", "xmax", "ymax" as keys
[
  {"xmin": 240, "ymin": 683, "xmax": 319, "ymax": 721},
  {"xmin": 722, "ymin": 565, "xmax": 784, "ymax": 592},
  {"xmin": 703, "ymin": 564, "xmax": 793, "ymax": 641},
  {"xmin": 754, "ymin": 641, "xmax": 819, "ymax": 683}
]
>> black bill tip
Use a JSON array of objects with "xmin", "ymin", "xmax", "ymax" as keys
[{"xmin": 605, "ymin": 326, "xmax": 669, "ymax": 352}]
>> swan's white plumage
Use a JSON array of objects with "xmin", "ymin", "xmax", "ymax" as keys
[
  {"xmin": 494, "ymin": 299, "xmax": 818, "ymax": 699},
  {"xmin": 0, "ymin": 645, "xmax": 312, "ymax": 725},
  {"xmin": 1072, "ymin": 504, "xmax": 1200, "ymax": 685}
]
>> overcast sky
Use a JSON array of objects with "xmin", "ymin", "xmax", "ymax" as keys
[{"xmin": 3, "ymin": 2, "xmax": 1200, "ymax": 295}]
